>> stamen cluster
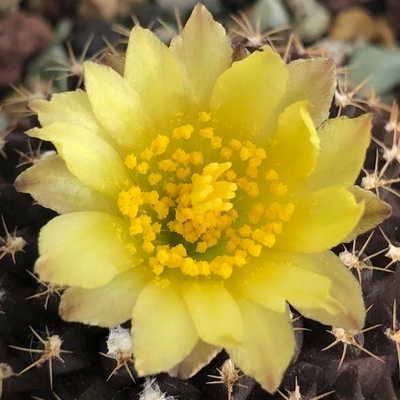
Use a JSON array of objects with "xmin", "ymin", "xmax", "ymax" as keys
[{"xmin": 117, "ymin": 112, "xmax": 295, "ymax": 279}]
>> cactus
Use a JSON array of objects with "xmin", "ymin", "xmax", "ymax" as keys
[{"xmin": 0, "ymin": 4, "xmax": 400, "ymax": 400}]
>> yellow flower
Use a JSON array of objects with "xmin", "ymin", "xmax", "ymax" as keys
[{"xmin": 15, "ymin": 5, "xmax": 391, "ymax": 393}]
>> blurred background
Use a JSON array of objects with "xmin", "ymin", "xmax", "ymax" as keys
[{"xmin": 2, "ymin": 0, "xmax": 400, "ymax": 114}]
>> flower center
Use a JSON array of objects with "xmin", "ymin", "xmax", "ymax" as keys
[
  {"xmin": 168, "ymin": 162, "xmax": 238, "ymax": 248},
  {"xmin": 116, "ymin": 112, "xmax": 295, "ymax": 279},
  {"xmin": 191, "ymin": 162, "xmax": 237, "ymax": 214}
]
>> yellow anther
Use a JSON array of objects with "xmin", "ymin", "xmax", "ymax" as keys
[
  {"xmin": 251, "ymin": 229, "xmax": 276, "ymax": 247},
  {"xmin": 197, "ymin": 261, "xmax": 210, "ymax": 276},
  {"xmin": 229, "ymin": 139, "xmax": 242, "ymax": 150},
  {"xmin": 190, "ymin": 151, "xmax": 204, "ymax": 165},
  {"xmin": 124, "ymin": 154, "xmax": 137, "ymax": 169},
  {"xmin": 141, "ymin": 148, "xmax": 153, "ymax": 161},
  {"xmin": 117, "ymin": 191, "xmax": 132, "ymax": 216},
  {"xmin": 270, "ymin": 221, "xmax": 282, "ymax": 233},
  {"xmin": 265, "ymin": 202, "xmax": 282, "ymax": 219},
  {"xmin": 279, "ymin": 203, "xmax": 295, "ymax": 222},
  {"xmin": 220, "ymin": 147, "xmax": 233, "ymax": 160},
  {"xmin": 142, "ymin": 191, "xmax": 159, "ymax": 205},
  {"xmin": 237, "ymin": 177, "xmax": 258, "ymax": 197},
  {"xmin": 150, "ymin": 135, "xmax": 170, "ymax": 155},
  {"xmin": 128, "ymin": 186, "xmax": 142, "ymax": 198},
  {"xmin": 173, "ymin": 124, "xmax": 194, "ymax": 139},
  {"xmin": 243, "ymin": 140, "xmax": 255, "ymax": 148},
  {"xmin": 262, "ymin": 222, "xmax": 283, "ymax": 234},
  {"xmin": 246, "ymin": 166, "xmax": 258, "ymax": 179},
  {"xmin": 150, "ymin": 260, "xmax": 164, "ymax": 276},
  {"xmin": 164, "ymin": 182, "xmax": 179, "ymax": 198},
  {"xmin": 198, "ymin": 111, "xmax": 211, "ymax": 122},
  {"xmin": 226, "ymin": 240, "xmax": 237, "ymax": 253},
  {"xmin": 240, "ymin": 239, "xmax": 261, "ymax": 257},
  {"xmin": 143, "ymin": 241, "xmax": 155, "ymax": 253},
  {"xmin": 129, "ymin": 218, "xmax": 143, "ymax": 235},
  {"xmin": 136, "ymin": 162, "xmax": 149, "ymax": 174},
  {"xmin": 176, "ymin": 167, "xmax": 191, "ymax": 180},
  {"xmin": 153, "ymin": 197, "xmax": 172, "ymax": 219},
  {"xmin": 225, "ymin": 170, "xmax": 236, "ymax": 181},
  {"xmin": 156, "ymin": 247, "xmax": 170, "ymax": 265},
  {"xmin": 200, "ymin": 127, "xmax": 214, "ymax": 139},
  {"xmin": 158, "ymin": 159, "xmax": 177, "ymax": 172},
  {"xmin": 255, "ymin": 148, "xmax": 266, "ymax": 160},
  {"xmin": 172, "ymin": 148, "xmax": 190, "ymax": 165},
  {"xmin": 266, "ymin": 169, "xmax": 279, "ymax": 180},
  {"xmin": 270, "ymin": 181, "xmax": 288, "ymax": 196},
  {"xmin": 174, "ymin": 244, "xmax": 187, "ymax": 257},
  {"xmin": 211, "ymin": 136, "xmax": 222, "ymax": 149},
  {"xmin": 148, "ymin": 173, "xmax": 162, "ymax": 186},
  {"xmin": 196, "ymin": 241, "xmax": 208, "ymax": 253},
  {"xmin": 249, "ymin": 203, "xmax": 264, "ymax": 224},
  {"xmin": 181, "ymin": 257, "xmax": 199, "ymax": 277},
  {"xmin": 117, "ymin": 187, "xmax": 142, "ymax": 218},
  {"xmin": 210, "ymin": 257, "xmax": 233, "ymax": 279},
  {"xmin": 152, "ymin": 222, "xmax": 161, "ymax": 234},
  {"xmin": 234, "ymin": 250, "xmax": 247, "ymax": 266},
  {"xmin": 239, "ymin": 147, "xmax": 252, "ymax": 161},
  {"xmin": 239, "ymin": 225, "xmax": 252, "ymax": 237}
]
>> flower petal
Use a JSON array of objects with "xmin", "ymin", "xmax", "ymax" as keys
[
  {"xmin": 132, "ymin": 280, "xmax": 198, "ymax": 375},
  {"xmin": 170, "ymin": 4, "xmax": 232, "ymax": 109},
  {"xmin": 344, "ymin": 186, "xmax": 392, "ymax": 241},
  {"xmin": 35, "ymin": 212, "xmax": 133, "ymax": 288},
  {"xmin": 28, "ymin": 122, "xmax": 131, "ymax": 198},
  {"xmin": 84, "ymin": 61, "xmax": 147, "ymax": 149},
  {"xmin": 228, "ymin": 298, "xmax": 295, "ymax": 393},
  {"xmin": 264, "ymin": 100, "xmax": 318, "ymax": 186},
  {"xmin": 124, "ymin": 26, "xmax": 184, "ymax": 126},
  {"xmin": 29, "ymin": 90, "xmax": 114, "ymax": 145},
  {"xmin": 182, "ymin": 280, "xmax": 242, "ymax": 348},
  {"xmin": 15, "ymin": 155, "xmax": 119, "ymax": 215},
  {"xmin": 304, "ymin": 114, "xmax": 372, "ymax": 191},
  {"xmin": 168, "ymin": 340, "xmax": 221, "ymax": 379},
  {"xmin": 210, "ymin": 47, "xmax": 288, "ymax": 139},
  {"xmin": 264, "ymin": 251, "xmax": 365, "ymax": 331},
  {"xmin": 276, "ymin": 186, "xmax": 364, "ymax": 252},
  {"xmin": 233, "ymin": 259, "xmax": 339, "ymax": 315},
  {"xmin": 284, "ymin": 58, "xmax": 336, "ymax": 128},
  {"xmin": 59, "ymin": 268, "xmax": 150, "ymax": 327}
]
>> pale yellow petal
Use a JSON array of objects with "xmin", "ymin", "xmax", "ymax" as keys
[
  {"xmin": 124, "ymin": 26, "xmax": 184, "ymax": 126},
  {"xmin": 233, "ymin": 260, "xmax": 340, "ymax": 315},
  {"xmin": 275, "ymin": 187, "xmax": 364, "ymax": 252},
  {"xmin": 228, "ymin": 298, "xmax": 295, "ymax": 393},
  {"xmin": 28, "ymin": 122, "xmax": 131, "ymax": 198},
  {"xmin": 168, "ymin": 340, "xmax": 221, "ymax": 379},
  {"xmin": 344, "ymin": 186, "xmax": 392, "ymax": 241},
  {"xmin": 29, "ymin": 90, "xmax": 114, "ymax": 146},
  {"xmin": 304, "ymin": 114, "xmax": 372, "ymax": 191},
  {"xmin": 210, "ymin": 47, "xmax": 288, "ymax": 139},
  {"xmin": 264, "ymin": 251, "xmax": 365, "ymax": 331},
  {"xmin": 182, "ymin": 280, "xmax": 242, "ymax": 348},
  {"xmin": 60, "ymin": 268, "xmax": 150, "ymax": 326},
  {"xmin": 170, "ymin": 4, "xmax": 232, "ymax": 109},
  {"xmin": 284, "ymin": 57, "xmax": 336, "ymax": 127},
  {"xmin": 263, "ymin": 100, "xmax": 318, "ymax": 187},
  {"xmin": 35, "ymin": 212, "xmax": 133, "ymax": 288},
  {"xmin": 133, "ymin": 280, "xmax": 198, "ymax": 375},
  {"xmin": 84, "ymin": 61, "xmax": 147, "ymax": 149},
  {"xmin": 15, "ymin": 155, "xmax": 119, "ymax": 215}
]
